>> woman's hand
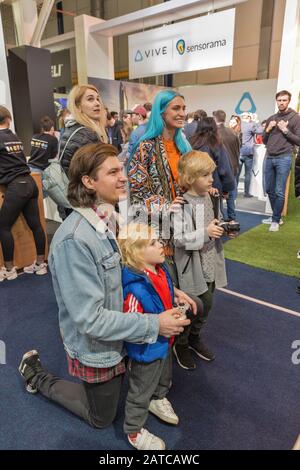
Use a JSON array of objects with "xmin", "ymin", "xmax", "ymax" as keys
[
  {"xmin": 173, "ymin": 287, "xmax": 197, "ymax": 315},
  {"xmin": 208, "ymin": 187, "xmax": 219, "ymax": 197},
  {"xmin": 169, "ymin": 196, "xmax": 185, "ymax": 213}
]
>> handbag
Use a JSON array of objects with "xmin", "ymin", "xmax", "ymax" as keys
[{"xmin": 43, "ymin": 126, "xmax": 84, "ymax": 208}]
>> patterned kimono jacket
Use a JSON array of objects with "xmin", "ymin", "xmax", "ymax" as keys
[{"xmin": 128, "ymin": 136, "xmax": 181, "ymax": 214}]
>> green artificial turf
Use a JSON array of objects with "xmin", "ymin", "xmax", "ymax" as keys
[{"xmin": 224, "ymin": 167, "xmax": 300, "ymax": 278}]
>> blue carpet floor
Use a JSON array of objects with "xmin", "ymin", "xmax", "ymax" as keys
[{"xmin": 0, "ymin": 267, "xmax": 299, "ymax": 450}]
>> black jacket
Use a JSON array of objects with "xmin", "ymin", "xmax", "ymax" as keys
[
  {"xmin": 106, "ymin": 123, "xmax": 123, "ymax": 153},
  {"xmin": 60, "ymin": 120, "xmax": 100, "ymax": 175},
  {"xmin": 0, "ymin": 128, "xmax": 29, "ymax": 185},
  {"xmin": 263, "ymin": 108, "xmax": 300, "ymax": 156}
]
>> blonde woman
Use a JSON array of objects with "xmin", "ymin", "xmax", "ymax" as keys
[{"xmin": 60, "ymin": 84, "xmax": 108, "ymax": 176}]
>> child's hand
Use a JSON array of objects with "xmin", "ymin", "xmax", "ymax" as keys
[{"xmin": 207, "ymin": 219, "xmax": 224, "ymax": 239}]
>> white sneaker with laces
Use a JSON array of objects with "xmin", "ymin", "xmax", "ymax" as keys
[
  {"xmin": 269, "ymin": 222, "xmax": 279, "ymax": 232},
  {"xmin": 149, "ymin": 397, "xmax": 179, "ymax": 425},
  {"xmin": 23, "ymin": 262, "xmax": 47, "ymax": 275},
  {"xmin": 128, "ymin": 428, "xmax": 166, "ymax": 450},
  {"xmin": 262, "ymin": 217, "xmax": 283, "ymax": 225},
  {"xmin": 0, "ymin": 267, "xmax": 17, "ymax": 281}
]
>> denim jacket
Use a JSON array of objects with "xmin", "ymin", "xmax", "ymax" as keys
[{"xmin": 48, "ymin": 208, "xmax": 159, "ymax": 368}]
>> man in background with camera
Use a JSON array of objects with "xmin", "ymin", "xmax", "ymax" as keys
[{"xmin": 263, "ymin": 90, "xmax": 300, "ymax": 232}]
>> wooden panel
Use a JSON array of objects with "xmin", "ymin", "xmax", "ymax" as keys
[
  {"xmin": 0, "ymin": 173, "xmax": 48, "ymax": 268},
  {"xmin": 282, "ymin": 173, "xmax": 290, "ymax": 217}
]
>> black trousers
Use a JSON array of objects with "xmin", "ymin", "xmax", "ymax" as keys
[
  {"xmin": 0, "ymin": 175, "xmax": 46, "ymax": 262},
  {"xmin": 34, "ymin": 369, "xmax": 123, "ymax": 428}
]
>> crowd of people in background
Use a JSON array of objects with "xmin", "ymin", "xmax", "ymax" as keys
[{"xmin": 1, "ymin": 84, "xmax": 299, "ymax": 450}]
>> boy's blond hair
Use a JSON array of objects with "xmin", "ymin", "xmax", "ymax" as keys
[
  {"xmin": 178, "ymin": 150, "xmax": 216, "ymax": 189},
  {"xmin": 118, "ymin": 223, "xmax": 157, "ymax": 270}
]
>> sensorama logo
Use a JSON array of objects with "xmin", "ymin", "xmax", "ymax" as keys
[{"xmin": 176, "ymin": 39, "xmax": 185, "ymax": 55}]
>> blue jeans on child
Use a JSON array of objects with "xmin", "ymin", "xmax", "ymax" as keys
[{"xmin": 264, "ymin": 154, "xmax": 292, "ymax": 223}]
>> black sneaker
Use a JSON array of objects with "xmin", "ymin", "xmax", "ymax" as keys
[
  {"xmin": 296, "ymin": 286, "xmax": 300, "ymax": 294},
  {"xmin": 19, "ymin": 350, "xmax": 43, "ymax": 394},
  {"xmin": 173, "ymin": 344, "xmax": 196, "ymax": 370},
  {"xmin": 189, "ymin": 340, "xmax": 216, "ymax": 362}
]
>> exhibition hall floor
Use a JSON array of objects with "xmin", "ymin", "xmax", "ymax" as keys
[{"xmin": 0, "ymin": 257, "xmax": 299, "ymax": 450}]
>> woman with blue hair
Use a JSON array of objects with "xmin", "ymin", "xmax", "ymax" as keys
[{"xmin": 128, "ymin": 89, "xmax": 191, "ymax": 216}]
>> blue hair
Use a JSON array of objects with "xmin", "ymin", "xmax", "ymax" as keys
[{"xmin": 130, "ymin": 89, "xmax": 191, "ymax": 158}]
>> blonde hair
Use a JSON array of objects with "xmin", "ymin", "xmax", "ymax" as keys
[
  {"xmin": 68, "ymin": 84, "xmax": 108, "ymax": 143},
  {"xmin": 118, "ymin": 223, "xmax": 157, "ymax": 270},
  {"xmin": 178, "ymin": 150, "xmax": 216, "ymax": 189}
]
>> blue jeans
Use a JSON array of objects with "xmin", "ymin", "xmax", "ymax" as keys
[
  {"xmin": 238, "ymin": 155, "xmax": 253, "ymax": 196},
  {"xmin": 264, "ymin": 154, "xmax": 292, "ymax": 223},
  {"xmin": 226, "ymin": 180, "xmax": 237, "ymax": 220}
]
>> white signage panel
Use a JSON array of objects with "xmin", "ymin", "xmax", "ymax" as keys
[{"xmin": 129, "ymin": 9, "xmax": 235, "ymax": 79}]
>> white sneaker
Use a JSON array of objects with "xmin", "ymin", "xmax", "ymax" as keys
[
  {"xmin": 269, "ymin": 222, "xmax": 279, "ymax": 232},
  {"xmin": 262, "ymin": 217, "xmax": 283, "ymax": 225},
  {"xmin": 149, "ymin": 397, "xmax": 179, "ymax": 425},
  {"xmin": 127, "ymin": 428, "xmax": 166, "ymax": 450},
  {"xmin": 0, "ymin": 267, "xmax": 18, "ymax": 281},
  {"xmin": 23, "ymin": 262, "xmax": 47, "ymax": 275}
]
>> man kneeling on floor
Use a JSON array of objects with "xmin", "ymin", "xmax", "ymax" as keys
[{"xmin": 19, "ymin": 143, "xmax": 192, "ymax": 450}]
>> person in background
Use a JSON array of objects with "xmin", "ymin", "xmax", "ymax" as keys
[
  {"xmin": 18, "ymin": 142, "xmax": 189, "ymax": 433},
  {"xmin": 60, "ymin": 84, "xmax": 107, "ymax": 177},
  {"xmin": 111, "ymin": 111, "xmax": 119, "ymax": 121},
  {"xmin": 58, "ymin": 108, "xmax": 71, "ymax": 135},
  {"xmin": 255, "ymin": 120, "xmax": 267, "ymax": 144},
  {"xmin": 121, "ymin": 110, "xmax": 133, "ymax": 127},
  {"xmin": 28, "ymin": 116, "xmax": 58, "ymax": 177},
  {"xmin": 184, "ymin": 109, "xmax": 207, "ymax": 141},
  {"xmin": 106, "ymin": 112, "xmax": 123, "ymax": 153},
  {"xmin": 58, "ymin": 83, "xmax": 108, "ymax": 218},
  {"xmin": 0, "ymin": 106, "xmax": 47, "ymax": 281},
  {"xmin": 143, "ymin": 102, "xmax": 152, "ymax": 120},
  {"xmin": 213, "ymin": 109, "xmax": 240, "ymax": 222},
  {"xmin": 128, "ymin": 105, "xmax": 148, "ymax": 157},
  {"xmin": 262, "ymin": 90, "xmax": 300, "ymax": 232},
  {"xmin": 238, "ymin": 112, "xmax": 263, "ymax": 198},
  {"xmin": 119, "ymin": 223, "xmax": 180, "ymax": 450},
  {"xmin": 190, "ymin": 117, "xmax": 235, "ymax": 200},
  {"xmin": 118, "ymin": 122, "xmax": 133, "ymax": 165},
  {"xmin": 228, "ymin": 114, "xmax": 242, "ymax": 144}
]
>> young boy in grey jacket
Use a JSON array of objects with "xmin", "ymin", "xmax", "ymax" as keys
[{"xmin": 173, "ymin": 150, "xmax": 227, "ymax": 369}]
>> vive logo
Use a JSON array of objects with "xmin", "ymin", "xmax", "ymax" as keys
[
  {"xmin": 176, "ymin": 39, "xmax": 186, "ymax": 55},
  {"xmin": 134, "ymin": 50, "xmax": 143, "ymax": 62},
  {"xmin": 235, "ymin": 92, "xmax": 257, "ymax": 114}
]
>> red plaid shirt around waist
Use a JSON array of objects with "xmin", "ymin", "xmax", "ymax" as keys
[{"xmin": 66, "ymin": 354, "xmax": 126, "ymax": 384}]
